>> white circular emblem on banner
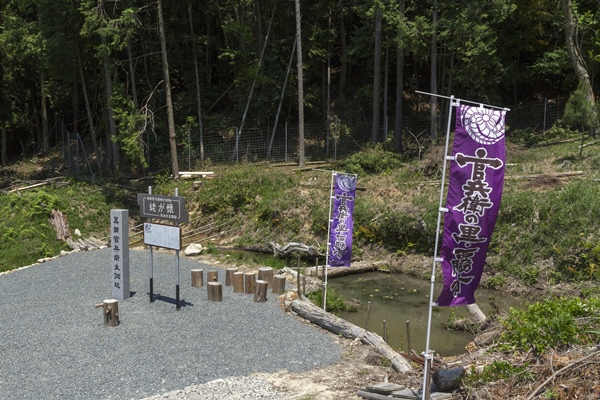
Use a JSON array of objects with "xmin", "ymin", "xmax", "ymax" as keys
[
  {"xmin": 462, "ymin": 107, "xmax": 505, "ymax": 145},
  {"xmin": 337, "ymin": 174, "xmax": 357, "ymax": 192}
]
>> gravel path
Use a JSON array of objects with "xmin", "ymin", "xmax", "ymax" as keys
[{"xmin": 0, "ymin": 249, "xmax": 341, "ymax": 400}]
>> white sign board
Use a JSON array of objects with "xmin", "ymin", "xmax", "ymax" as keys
[
  {"xmin": 111, "ymin": 209, "xmax": 130, "ymax": 300},
  {"xmin": 143, "ymin": 223, "xmax": 181, "ymax": 251}
]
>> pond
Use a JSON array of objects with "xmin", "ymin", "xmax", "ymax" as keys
[{"xmin": 328, "ymin": 271, "xmax": 524, "ymax": 356}]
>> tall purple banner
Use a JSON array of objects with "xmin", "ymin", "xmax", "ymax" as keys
[
  {"xmin": 436, "ymin": 105, "xmax": 506, "ymax": 306},
  {"xmin": 329, "ymin": 173, "xmax": 357, "ymax": 267}
]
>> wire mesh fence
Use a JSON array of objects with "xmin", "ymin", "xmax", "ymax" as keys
[{"xmin": 60, "ymin": 97, "xmax": 568, "ymax": 177}]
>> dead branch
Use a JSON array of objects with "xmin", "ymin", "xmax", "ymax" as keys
[{"xmin": 526, "ymin": 347, "xmax": 600, "ymax": 400}]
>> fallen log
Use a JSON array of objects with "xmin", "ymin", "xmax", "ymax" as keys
[
  {"xmin": 268, "ymin": 241, "xmax": 324, "ymax": 258},
  {"xmin": 9, "ymin": 177, "xmax": 63, "ymax": 193},
  {"xmin": 506, "ymin": 170, "xmax": 583, "ymax": 180},
  {"xmin": 307, "ymin": 261, "xmax": 388, "ymax": 278},
  {"xmin": 288, "ymin": 298, "xmax": 413, "ymax": 373}
]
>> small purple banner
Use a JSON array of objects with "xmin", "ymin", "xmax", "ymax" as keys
[
  {"xmin": 436, "ymin": 105, "xmax": 507, "ymax": 306},
  {"xmin": 329, "ymin": 173, "xmax": 357, "ymax": 267}
]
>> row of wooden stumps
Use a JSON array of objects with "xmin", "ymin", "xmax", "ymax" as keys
[{"xmin": 191, "ymin": 266, "xmax": 286, "ymax": 302}]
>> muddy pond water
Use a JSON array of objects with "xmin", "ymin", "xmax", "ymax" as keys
[{"xmin": 328, "ymin": 271, "xmax": 524, "ymax": 356}]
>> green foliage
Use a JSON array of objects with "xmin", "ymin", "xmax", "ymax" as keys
[
  {"xmin": 499, "ymin": 297, "xmax": 600, "ymax": 355},
  {"xmin": 342, "ymin": 144, "xmax": 403, "ymax": 175},
  {"xmin": 507, "ymin": 125, "xmax": 574, "ymax": 147},
  {"xmin": 195, "ymin": 166, "xmax": 298, "ymax": 218},
  {"xmin": 562, "ymin": 86, "xmax": 599, "ymax": 132},
  {"xmin": 0, "ymin": 182, "xmax": 129, "ymax": 271},
  {"xmin": 111, "ymin": 90, "xmax": 147, "ymax": 169},
  {"xmin": 307, "ymin": 288, "xmax": 358, "ymax": 313},
  {"xmin": 552, "ymin": 235, "xmax": 600, "ymax": 281},
  {"xmin": 492, "ymin": 180, "xmax": 600, "ymax": 283},
  {"xmin": 465, "ymin": 360, "xmax": 534, "ymax": 388}
]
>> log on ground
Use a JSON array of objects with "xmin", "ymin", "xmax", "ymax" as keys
[
  {"xmin": 288, "ymin": 298, "xmax": 412, "ymax": 373},
  {"xmin": 306, "ymin": 261, "xmax": 388, "ymax": 278},
  {"xmin": 268, "ymin": 241, "xmax": 324, "ymax": 258}
]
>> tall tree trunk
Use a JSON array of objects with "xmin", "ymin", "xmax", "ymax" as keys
[
  {"xmin": 40, "ymin": 69, "xmax": 49, "ymax": 152},
  {"xmin": 1, "ymin": 124, "xmax": 6, "ymax": 166},
  {"xmin": 127, "ymin": 40, "xmax": 146, "ymax": 171},
  {"xmin": 338, "ymin": 17, "xmax": 347, "ymax": 104},
  {"xmin": 383, "ymin": 40, "xmax": 389, "ymax": 140},
  {"xmin": 233, "ymin": 6, "xmax": 276, "ymax": 160},
  {"xmin": 72, "ymin": 72, "xmax": 79, "ymax": 135},
  {"xmin": 294, "ymin": 0, "xmax": 305, "ymax": 167},
  {"xmin": 430, "ymin": 0, "xmax": 438, "ymax": 140},
  {"xmin": 394, "ymin": 0, "xmax": 405, "ymax": 154},
  {"xmin": 371, "ymin": 6, "xmax": 382, "ymax": 143},
  {"xmin": 561, "ymin": 0, "xmax": 599, "ymax": 137},
  {"xmin": 158, "ymin": 0, "xmax": 179, "ymax": 178},
  {"xmin": 101, "ymin": 35, "xmax": 119, "ymax": 175},
  {"xmin": 77, "ymin": 45, "xmax": 103, "ymax": 177},
  {"xmin": 326, "ymin": 13, "xmax": 331, "ymax": 156},
  {"xmin": 127, "ymin": 42, "xmax": 139, "ymax": 108},
  {"xmin": 188, "ymin": 3, "xmax": 205, "ymax": 162},
  {"xmin": 31, "ymin": 88, "xmax": 42, "ymax": 151},
  {"xmin": 254, "ymin": 0, "xmax": 263, "ymax": 56}
]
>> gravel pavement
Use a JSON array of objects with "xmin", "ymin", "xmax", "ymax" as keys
[{"xmin": 0, "ymin": 249, "xmax": 341, "ymax": 400}]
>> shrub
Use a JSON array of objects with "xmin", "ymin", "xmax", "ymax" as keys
[
  {"xmin": 342, "ymin": 144, "xmax": 403, "ymax": 175},
  {"xmin": 499, "ymin": 297, "xmax": 600, "ymax": 356}
]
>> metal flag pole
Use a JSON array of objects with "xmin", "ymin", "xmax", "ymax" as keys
[
  {"xmin": 415, "ymin": 90, "xmax": 510, "ymax": 111},
  {"xmin": 421, "ymin": 94, "xmax": 457, "ymax": 400},
  {"xmin": 417, "ymin": 91, "xmax": 509, "ymax": 399},
  {"xmin": 175, "ymin": 187, "xmax": 181, "ymax": 311},
  {"xmin": 148, "ymin": 186, "xmax": 154, "ymax": 303},
  {"xmin": 323, "ymin": 170, "xmax": 335, "ymax": 312}
]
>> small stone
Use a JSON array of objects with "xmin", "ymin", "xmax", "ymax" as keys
[
  {"xmin": 184, "ymin": 243, "xmax": 204, "ymax": 256},
  {"xmin": 74, "ymin": 229, "xmax": 81, "ymax": 237}
]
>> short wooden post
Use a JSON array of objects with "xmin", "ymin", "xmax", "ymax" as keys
[
  {"xmin": 233, "ymin": 271, "xmax": 244, "ymax": 293},
  {"xmin": 225, "ymin": 267, "xmax": 238, "ymax": 286},
  {"xmin": 207, "ymin": 270, "xmax": 219, "ymax": 282},
  {"xmin": 191, "ymin": 269, "xmax": 204, "ymax": 287},
  {"xmin": 254, "ymin": 279, "xmax": 268, "ymax": 302},
  {"xmin": 244, "ymin": 272, "xmax": 256, "ymax": 294},
  {"xmin": 94, "ymin": 299, "xmax": 119, "ymax": 327},
  {"xmin": 207, "ymin": 282, "xmax": 223, "ymax": 301},
  {"xmin": 258, "ymin": 267, "xmax": 274, "ymax": 288},
  {"xmin": 272, "ymin": 275, "xmax": 286, "ymax": 294}
]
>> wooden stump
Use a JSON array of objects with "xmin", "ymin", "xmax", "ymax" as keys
[
  {"xmin": 272, "ymin": 274, "xmax": 286, "ymax": 294},
  {"xmin": 94, "ymin": 299, "xmax": 119, "ymax": 327},
  {"xmin": 258, "ymin": 267, "xmax": 274, "ymax": 288},
  {"xmin": 225, "ymin": 267, "xmax": 238, "ymax": 286},
  {"xmin": 207, "ymin": 270, "xmax": 219, "ymax": 282},
  {"xmin": 244, "ymin": 272, "xmax": 256, "ymax": 294},
  {"xmin": 254, "ymin": 280, "xmax": 268, "ymax": 302},
  {"xmin": 191, "ymin": 269, "xmax": 204, "ymax": 287},
  {"xmin": 207, "ymin": 282, "xmax": 223, "ymax": 301},
  {"xmin": 233, "ymin": 271, "xmax": 244, "ymax": 293}
]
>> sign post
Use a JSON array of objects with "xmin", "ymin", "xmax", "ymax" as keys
[
  {"xmin": 110, "ymin": 209, "xmax": 130, "ymax": 300},
  {"xmin": 137, "ymin": 189, "xmax": 187, "ymax": 310}
]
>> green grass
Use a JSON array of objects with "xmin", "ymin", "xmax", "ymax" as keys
[{"xmin": 0, "ymin": 180, "xmax": 134, "ymax": 272}]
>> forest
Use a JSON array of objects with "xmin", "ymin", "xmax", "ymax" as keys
[{"xmin": 0, "ymin": 0, "xmax": 599, "ymax": 176}]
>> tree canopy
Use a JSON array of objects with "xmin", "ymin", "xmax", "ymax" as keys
[{"xmin": 0, "ymin": 0, "xmax": 598, "ymax": 174}]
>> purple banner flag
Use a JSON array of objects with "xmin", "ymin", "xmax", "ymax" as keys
[
  {"xmin": 436, "ymin": 105, "xmax": 507, "ymax": 306},
  {"xmin": 329, "ymin": 173, "xmax": 357, "ymax": 267}
]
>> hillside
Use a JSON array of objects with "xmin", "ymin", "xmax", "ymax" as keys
[{"xmin": 2, "ymin": 135, "xmax": 600, "ymax": 398}]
